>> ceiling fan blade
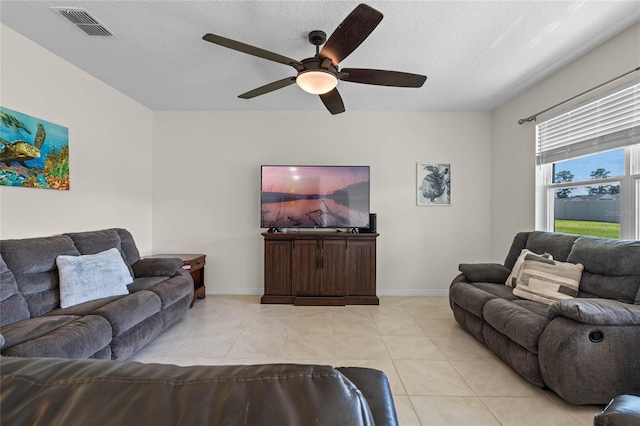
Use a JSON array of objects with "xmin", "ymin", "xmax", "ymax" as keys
[
  {"xmin": 340, "ymin": 68, "xmax": 427, "ymax": 87},
  {"xmin": 238, "ymin": 77, "xmax": 297, "ymax": 99},
  {"xmin": 319, "ymin": 89, "xmax": 346, "ymax": 115},
  {"xmin": 319, "ymin": 4, "xmax": 383, "ymax": 65},
  {"xmin": 203, "ymin": 34, "xmax": 302, "ymax": 69}
]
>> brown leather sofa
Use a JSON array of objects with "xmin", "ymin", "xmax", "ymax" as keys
[
  {"xmin": 0, "ymin": 357, "xmax": 399, "ymax": 426},
  {"xmin": 594, "ymin": 395, "xmax": 640, "ymax": 426}
]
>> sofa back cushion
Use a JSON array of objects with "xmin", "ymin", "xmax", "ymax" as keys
[
  {"xmin": 566, "ymin": 236, "xmax": 640, "ymax": 303},
  {"xmin": 0, "ymin": 235, "xmax": 80, "ymax": 317},
  {"xmin": 113, "ymin": 228, "xmax": 141, "ymax": 265},
  {"xmin": 503, "ymin": 232, "xmax": 531, "ymax": 270},
  {"xmin": 525, "ymin": 231, "xmax": 578, "ymax": 262},
  {"xmin": 503, "ymin": 231, "xmax": 578, "ymax": 270},
  {"xmin": 64, "ymin": 229, "xmax": 122, "ymax": 256},
  {"xmin": 65, "ymin": 229, "xmax": 137, "ymax": 277},
  {"xmin": 0, "ymin": 255, "xmax": 30, "ymax": 327}
]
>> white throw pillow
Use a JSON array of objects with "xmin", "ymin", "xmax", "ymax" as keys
[
  {"xmin": 505, "ymin": 249, "xmax": 553, "ymax": 288},
  {"xmin": 57, "ymin": 248, "xmax": 132, "ymax": 308},
  {"xmin": 512, "ymin": 257, "xmax": 583, "ymax": 305}
]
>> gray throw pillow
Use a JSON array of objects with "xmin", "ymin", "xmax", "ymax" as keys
[{"xmin": 57, "ymin": 248, "xmax": 132, "ymax": 308}]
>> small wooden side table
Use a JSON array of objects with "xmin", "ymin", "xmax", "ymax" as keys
[{"xmin": 148, "ymin": 254, "xmax": 206, "ymax": 308}]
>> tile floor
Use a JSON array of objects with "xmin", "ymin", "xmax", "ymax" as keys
[{"xmin": 129, "ymin": 295, "xmax": 604, "ymax": 425}]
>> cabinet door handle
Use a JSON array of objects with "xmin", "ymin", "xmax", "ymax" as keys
[{"xmin": 316, "ymin": 256, "xmax": 319, "ymax": 269}]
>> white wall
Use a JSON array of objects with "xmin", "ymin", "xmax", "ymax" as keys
[
  {"xmin": 0, "ymin": 25, "xmax": 155, "ymax": 254},
  {"xmin": 6, "ymin": 18, "xmax": 634, "ymax": 296},
  {"xmin": 490, "ymin": 23, "xmax": 640, "ymax": 261},
  {"xmin": 152, "ymin": 111, "xmax": 492, "ymax": 295}
]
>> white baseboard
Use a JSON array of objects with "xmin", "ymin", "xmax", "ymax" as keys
[
  {"xmin": 206, "ymin": 288, "xmax": 449, "ymax": 297},
  {"xmin": 377, "ymin": 289, "xmax": 449, "ymax": 297},
  {"xmin": 208, "ymin": 288, "xmax": 263, "ymax": 295}
]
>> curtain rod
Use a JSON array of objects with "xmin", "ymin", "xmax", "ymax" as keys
[{"xmin": 517, "ymin": 66, "xmax": 640, "ymax": 125}]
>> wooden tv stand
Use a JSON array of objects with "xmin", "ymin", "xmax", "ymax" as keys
[{"xmin": 261, "ymin": 231, "xmax": 379, "ymax": 306}]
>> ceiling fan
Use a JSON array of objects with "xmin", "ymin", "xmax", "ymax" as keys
[{"xmin": 202, "ymin": 3, "xmax": 427, "ymax": 115}]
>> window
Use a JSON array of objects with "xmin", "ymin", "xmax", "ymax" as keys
[{"xmin": 536, "ymin": 83, "xmax": 640, "ymax": 239}]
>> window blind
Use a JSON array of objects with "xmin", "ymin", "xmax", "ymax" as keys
[{"xmin": 536, "ymin": 82, "xmax": 640, "ymax": 164}]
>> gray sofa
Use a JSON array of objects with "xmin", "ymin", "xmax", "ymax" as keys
[
  {"xmin": 449, "ymin": 231, "xmax": 640, "ymax": 405},
  {"xmin": 0, "ymin": 228, "xmax": 193, "ymax": 361}
]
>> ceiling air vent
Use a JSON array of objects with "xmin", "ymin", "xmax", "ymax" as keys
[{"xmin": 51, "ymin": 7, "xmax": 117, "ymax": 38}]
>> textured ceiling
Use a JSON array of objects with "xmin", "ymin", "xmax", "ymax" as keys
[{"xmin": 1, "ymin": 1, "xmax": 639, "ymax": 112}]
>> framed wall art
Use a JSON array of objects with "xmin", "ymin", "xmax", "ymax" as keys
[
  {"xmin": 417, "ymin": 162, "xmax": 450, "ymax": 205},
  {"xmin": 0, "ymin": 106, "xmax": 69, "ymax": 190}
]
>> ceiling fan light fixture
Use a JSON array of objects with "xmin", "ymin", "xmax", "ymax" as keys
[{"xmin": 296, "ymin": 70, "xmax": 337, "ymax": 95}]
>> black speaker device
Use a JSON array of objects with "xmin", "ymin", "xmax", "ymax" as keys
[{"xmin": 359, "ymin": 213, "xmax": 377, "ymax": 233}]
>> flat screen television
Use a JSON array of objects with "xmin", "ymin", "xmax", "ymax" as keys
[{"xmin": 261, "ymin": 165, "xmax": 370, "ymax": 229}]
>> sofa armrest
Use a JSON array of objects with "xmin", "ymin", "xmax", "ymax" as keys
[
  {"xmin": 131, "ymin": 257, "xmax": 183, "ymax": 278},
  {"xmin": 548, "ymin": 298, "xmax": 640, "ymax": 325},
  {"xmin": 458, "ymin": 263, "xmax": 510, "ymax": 284},
  {"xmin": 337, "ymin": 367, "xmax": 398, "ymax": 426}
]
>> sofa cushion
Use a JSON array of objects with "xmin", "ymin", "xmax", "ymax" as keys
[
  {"xmin": 128, "ymin": 274, "xmax": 193, "ymax": 309},
  {"xmin": 567, "ymin": 236, "xmax": 640, "ymax": 303},
  {"xmin": 113, "ymin": 228, "xmax": 141, "ymax": 265},
  {"xmin": 64, "ymin": 229, "xmax": 135, "ymax": 277},
  {"xmin": 473, "ymin": 282, "xmax": 520, "ymax": 300},
  {"xmin": 0, "ymin": 256, "xmax": 30, "ymax": 327},
  {"xmin": 57, "ymin": 248, "xmax": 132, "ymax": 308},
  {"xmin": 504, "ymin": 232, "xmax": 531, "ymax": 270},
  {"xmin": 513, "ymin": 257, "xmax": 583, "ymax": 305},
  {"xmin": 525, "ymin": 231, "xmax": 578, "ymax": 262},
  {"xmin": 483, "ymin": 298, "xmax": 549, "ymax": 353},
  {"xmin": 505, "ymin": 250, "xmax": 553, "ymax": 288},
  {"xmin": 64, "ymin": 229, "xmax": 122, "ymax": 256},
  {"xmin": 45, "ymin": 295, "xmax": 120, "ymax": 317},
  {"xmin": 1, "ymin": 235, "xmax": 80, "ymax": 317},
  {"xmin": 1, "ymin": 314, "xmax": 76, "ymax": 348},
  {"xmin": 511, "ymin": 299, "xmax": 550, "ymax": 318},
  {"xmin": 578, "ymin": 272, "xmax": 640, "ymax": 304},
  {"xmin": 1, "ymin": 314, "xmax": 112, "ymax": 358},
  {"xmin": 567, "ymin": 236, "xmax": 640, "ymax": 276},
  {"xmin": 449, "ymin": 282, "xmax": 517, "ymax": 319},
  {"xmin": 46, "ymin": 290, "xmax": 162, "ymax": 337}
]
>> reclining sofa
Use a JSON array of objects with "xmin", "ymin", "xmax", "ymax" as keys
[
  {"xmin": 449, "ymin": 231, "xmax": 640, "ymax": 405},
  {"xmin": 0, "ymin": 357, "xmax": 398, "ymax": 426},
  {"xmin": 0, "ymin": 228, "xmax": 193, "ymax": 361}
]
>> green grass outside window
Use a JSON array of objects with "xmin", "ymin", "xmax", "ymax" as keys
[{"xmin": 554, "ymin": 219, "xmax": 620, "ymax": 239}]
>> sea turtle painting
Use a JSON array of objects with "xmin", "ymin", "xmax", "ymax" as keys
[
  {"xmin": 0, "ymin": 123, "xmax": 46, "ymax": 167},
  {"xmin": 0, "ymin": 110, "xmax": 31, "ymax": 137},
  {"xmin": 419, "ymin": 164, "xmax": 450, "ymax": 204},
  {"xmin": 0, "ymin": 107, "xmax": 69, "ymax": 190}
]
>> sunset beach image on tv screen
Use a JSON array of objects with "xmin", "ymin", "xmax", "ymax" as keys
[{"xmin": 261, "ymin": 166, "xmax": 370, "ymax": 228}]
